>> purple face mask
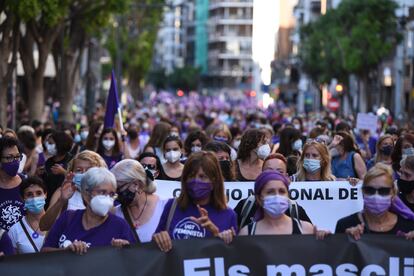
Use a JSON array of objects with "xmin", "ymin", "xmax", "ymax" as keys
[
  {"xmin": 186, "ymin": 179, "xmax": 212, "ymax": 200},
  {"xmin": 363, "ymin": 194, "xmax": 392, "ymax": 215},
  {"xmin": 1, "ymin": 160, "xmax": 20, "ymax": 177}
]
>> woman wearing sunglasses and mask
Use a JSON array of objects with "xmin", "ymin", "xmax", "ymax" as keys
[
  {"xmin": 335, "ymin": 163, "xmax": 414, "ymax": 240},
  {"xmin": 153, "ymin": 151, "xmax": 237, "ymax": 252},
  {"xmin": 111, "ymin": 159, "xmax": 167, "ymax": 243},
  {"xmin": 42, "ymin": 167, "xmax": 136, "ymax": 254}
]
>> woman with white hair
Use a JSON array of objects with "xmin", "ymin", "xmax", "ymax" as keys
[
  {"xmin": 111, "ymin": 159, "xmax": 167, "ymax": 243},
  {"xmin": 41, "ymin": 167, "xmax": 136, "ymax": 254}
]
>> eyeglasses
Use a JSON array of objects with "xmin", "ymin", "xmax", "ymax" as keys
[
  {"xmin": 142, "ymin": 164, "xmax": 156, "ymax": 170},
  {"xmin": 362, "ymin": 186, "xmax": 392, "ymax": 196},
  {"xmin": 1, "ymin": 154, "xmax": 23, "ymax": 163},
  {"xmin": 88, "ymin": 188, "xmax": 117, "ymax": 199}
]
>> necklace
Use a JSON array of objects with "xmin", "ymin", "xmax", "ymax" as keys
[
  {"xmin": 26, "ymin": 217, "xmax": 41, "ymax": 239},
  {"xmin": 130, "ymin": 194, "xmax": 148, "ymax": 228}
]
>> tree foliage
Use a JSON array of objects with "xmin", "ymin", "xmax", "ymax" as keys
[
  {"xmin": 106, "ymin": 0, "xmax": 165, "ymax": 100},
  {"xmin": 299, "ymin": 0, "xmax": 400, "ymax": 84},
  {"xmin": 168, "ymin": 66, "xmax": 201, "ymax": 92}
]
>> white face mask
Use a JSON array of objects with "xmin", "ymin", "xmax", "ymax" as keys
[
  {"xmin": 170, "ymin": 132, "xmax": 179, "ymax": 138},
  {"xmin": 46, "ymin": 143, "xmax": 57, "ymax": 156},
  {"xmin": 102, "ymin": 140, "xmax": 115, "ymax": 151},
  {"xmin": 330, "ymin": 148, "xmax": 340, "ymax": 157},
  {"xmin": 165, "ymin": 150, "xmax": 181, "ymax": 163},
  {"xmin": 191, "ymin": 146, "xmax": 202, "ymax": 153},
  {"xmin": 90, "ymin": 195, "xmax": 114, "ymax": 217},
  {"xmin": 256, "ymin": 144, "xmax": 271, "ymax": 160}
]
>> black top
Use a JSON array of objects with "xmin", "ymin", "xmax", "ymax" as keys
[
  {"xmin": 247, "ymin": 217, "xmax": 302, "ymax": 235},
  {"xmin": 158, "ymin": 166, "xmax": 182, "ymax": 181},
  {"xmin": 234, "ymin": 197, "xmax": 312, "ymax": 228},
  {"xmin": 399, "ymin": 193, "xmax": 414, "ymax": 213},
  {"xmin": 234, "ymin": 161, "xmax": 254, "ymax": 181},
  {"xmin": 335, "ymin": 212, "xmax": 414, "ymax": 234},
  {"xmin": 42, "ymin": 153, "xmax": 73, "ymax": 207}
]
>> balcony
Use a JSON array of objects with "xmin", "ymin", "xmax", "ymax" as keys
[
  {"xmin": 209, "ymin": 16, "xmax": 253, "ymax": 25},
  {"xmin": 209, "ymin": 0, "xmax": 253, "ymax": 11}
]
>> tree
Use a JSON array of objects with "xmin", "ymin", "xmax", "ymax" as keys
[
  {"xmin": 0, "ymin": 1, "xmax": 20, "ymax": 127},
  {"xmin": 54, "ymin": 0, "xmax": 130, "ymax": 122},
  {"xmin": 18, "ymin": 0, "xmax": 68, "ymax": 122},
  {"xmin": 168, "ymin": 66, "xmax": 201, "ymax": 92},
  {"xmin": 106, "ymin": 0, "xmax": 165, "ymax": 101},
  {"xmin": 300, "ymin": 0, "xmax": 400, "ymax": 112}
]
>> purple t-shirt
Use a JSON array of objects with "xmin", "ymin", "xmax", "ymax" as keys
[
  {"xmin": 0, "ymin": 231, "xmax": 14, "ymax": 255},
  {"xmin": 42, "ymin": 210, "xmax": 136, "ymax": 249},
  {"xmin": 0, "ymin": 185, "xmax": 24, "ymax": 231},
  {"xmin": 155, "ymin": 199, "xmax": 238, "ymax": 240},
  {"xmin": 101, "ymin": 154, "xmax": 123, "ymax": 169}
]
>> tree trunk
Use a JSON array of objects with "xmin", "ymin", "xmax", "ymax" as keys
[
  {"xmin": 0, "ymin": 11, "xmax": 17, "ymax": 127},
  {"xmin": 128, "ymin": 77, "xmax": 143, "ymax": 101},
  {"xmin": 28, "ymin": 79, "xmax": 45, "ymax": 121},
  {"xmin": 60, "ymin": 52, "xmax": 81, "ymax": 122},
  {"xmin": 20, "ymin": 22, "xmax": 62, "ymax": 122},
  {"xmin": 85, "ymin": 38, "xmax": 101, "ymax": 117}
]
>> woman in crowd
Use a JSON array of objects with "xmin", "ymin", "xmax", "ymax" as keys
[
  {"xmin": 158, "ymin": 135, "xmax": 184, "ymax": 181},
  {"xmin": 184, "ymin": 130, "xmax": 209, "ymax": 157},
  {"xmin": 204, "ymin": 141, "xmax": 235, "ymax": 181},
  {"xmin": 331, "ymin": 131, "xmax": 366, "ymax": 180},
  {"xmin": 153, "ymin": 151, "xmax": 237, "ymax": 252},
  {"xmin": 276, "ymin": 127, "xmax": 302, "ymax": 157},
  {"xmin": 391, "ymin": 133, "xmax": 414, "ymax": 176},
  {"xmin": 137, "ymin": 152, "xmax": 162, "ymax": 179},
  {"xmin": 124, "ymin": 123, "xmax": 142, "ymax": 160},
  {"xmin": 398, "ymin": 155, "xmax": 414, "ymax": 212},
  {"xmin": 8, "ymin": 177, "xmax": 47, "ymax": 253},
  {"xmin": 234, "ymin": 154, "xmax": 312, "ymax": 229},
  {"xmin": 39, "ymin": 150, "xmax": 107, "ymax": 231},
  {"xmin": 111, "ymin": 159, "xmax": 167, "ymax": 243},
  {"xmin": 210, "ymin": 124, "xmax": 232, "ymax": 144},
  {"xmin": 17, "ymin": 127, "xmax": 38, "ymax": 176},
  {"xmin": 0, "ymin": 137, "xmax": 25, "ymax": 231},
  {"xmin": 97, "ymin": 128, "xmax": 123, "ymax": 169},
  {"xmin": 293, "ymin": 140, "xmax": 336, "ymax": 182},
  {"xmin": 366, "ymin": 134, "xmax": 394, "ymax": 170},
  {"xmin": 85, "ymin": 121, "xmax": 103, "ymax": 152},
  {"xmin": 239, "ymin": 170, "xmax": 314, "ymax": 235},
  {"xmin": 42, "ymin": 131, "xmax": 74, "ymax": 206},
  {"xmin": 235, "ymin": 129, "xmax": 270, "ymax": 181},
  {"xmin": 143, "ymin": 121, "xmax": 172, "ymax": 163},
  {"xmin": 42, "ymin": 167, "xmax": 136, "ymax": 254},
  {"xmin": 335, "ymin": 163, "xmax": 414, "ymax": 239}
]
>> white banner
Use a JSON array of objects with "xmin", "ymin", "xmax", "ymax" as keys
[{"xmin": 155, "ymin": 180, "xmax": 363, "ymax": 232}]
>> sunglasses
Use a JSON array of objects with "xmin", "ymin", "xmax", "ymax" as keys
[
  {"xmin": 306, "ymin": 138, "xmax": 327, "ymax": 145},
  {"xmin": 142, "ymin": 164, "xmax": 156, "ymax": 170},
  {"xmin": 362, "ymin": 186, "xmax": 392, "ymax": 196}
]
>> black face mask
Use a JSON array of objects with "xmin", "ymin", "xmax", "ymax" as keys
[
  {"xmin": 397, "ymin": 178, "xmax": 414, "ymax": 195},
  {"xmin": 127, "ymin": 129, "xmax": 138, "ymax": 140},
  {"xmin": 219, "ymin": 160, "xmax": 232, "ymax": 181},
  {"xmin": 117, "ymin": 188, "xmax": 136, "ymax": 205}
]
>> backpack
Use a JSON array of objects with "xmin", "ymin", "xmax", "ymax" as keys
[{"xmin": 239, "ymin": 196, "xmax": 303, "ymax": 232}]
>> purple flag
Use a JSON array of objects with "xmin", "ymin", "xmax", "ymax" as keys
[{"xmin": 104, "ymin": 70, "xmax": 120, "ymax": 129}]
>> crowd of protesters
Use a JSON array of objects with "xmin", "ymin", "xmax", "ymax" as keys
[{"xmin": 0, "ymin": 92, "xmax": 413, "ymax": 256}]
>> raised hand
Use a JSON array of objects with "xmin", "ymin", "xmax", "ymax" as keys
[{"xmin": 190, "ymin": 205, "xmax": 219, "ymax": 237}]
